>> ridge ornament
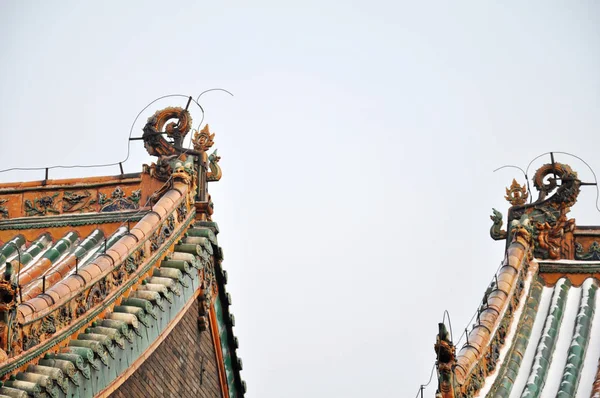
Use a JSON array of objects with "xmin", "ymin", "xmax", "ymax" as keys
[{"xmin": 504, "ymin": 179, "xmax": 528, "ymax": 206}]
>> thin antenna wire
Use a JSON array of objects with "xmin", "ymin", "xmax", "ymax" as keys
[
  {"xmin": 196, "ymin": 88, "xmax": 234, "ymax": 102},
  {"xmin": 0, "ymin": 93, "xmax": 205, "ymax": 175},
  {"xmin": 453, "ymin": 259, "xmax": 504, "ymax": 348},
  {"xmin": 414, "ymin": 364, "xmax": 436, "ymax": 398},
  {"xmin": 492, "ymin": 165, "xmax": 527, "ymax": 178},
  {"xmin": 442, "ymin": 309, "xmax": 454, "ymax": 343},
  {"xmin": 186, "ymin": 88, "xmax": 235, "ymax": 150},
  {"xmin": 493, "ymin": 164, "xmax": 531, "ymax": 203}
]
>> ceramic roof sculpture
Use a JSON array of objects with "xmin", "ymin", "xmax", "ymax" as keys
[
  {"xmin": 0, "ymin": 106, "xmax": 245, "ymax": 397},
  {"xmin": 432, "ymin": 159, "xmax": 600, "ymax": 398}
]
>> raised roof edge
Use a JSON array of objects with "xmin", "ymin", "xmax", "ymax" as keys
[
  {"xmin": 0, "ymin": 174, "xmax": 141, "ymax": 194},
  {"xmin": 0, "ymin": 185, "xmax": 193, "ymax": 376},
  {"xmin": 19, "ymin": 183, "xmax": 188, "ymax": 324},
  {"xmin": 0, "ymin": 209, "xmax": 148, "ymax": 230},
  {"xmin": 435, "ymin": 217, "xmax": 535, "ymax": 398}
]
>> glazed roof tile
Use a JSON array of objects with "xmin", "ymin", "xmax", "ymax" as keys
[
  {"xmin": 432, "ymin": 161, "xmax": 600, "ymax": 398},
  {"xmin": 472, "ymin": 265, "xmax": 600, "ymax": 397},
  {"xmin": 15, "ymin": 182, "xmax": 187, "ymax": 324},
  {"xmin": 0, "ymin": 106, "xmax": 245, "ymax": 397}
]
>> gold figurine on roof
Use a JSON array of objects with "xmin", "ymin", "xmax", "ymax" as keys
[
  {"xmin": 192, "ymin": 124, "xmax": 215, "ymax": 152},
  {"xmin": 504, "ymin": 179, "xmax": 528, "ymax": 206}
]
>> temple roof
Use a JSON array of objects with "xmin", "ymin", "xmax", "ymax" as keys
[
  {"xmin": 0, "ymin": 106, "xmax": 245, "ymax": 397},
  {"xmin": 460, "ymin": 258, "xmax": 600, "ymax": 397},
  {"xmin": 432, "ymin": 160, "xmax": 600, "ymax": 398},
  {"xmin": 478, "ymin": 269, "xmax": 600, "ymax": 397}
]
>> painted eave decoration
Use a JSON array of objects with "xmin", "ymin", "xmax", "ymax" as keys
[{"xmin": 0, "ymin": 106, "xmax": 245, "ymax": 397}]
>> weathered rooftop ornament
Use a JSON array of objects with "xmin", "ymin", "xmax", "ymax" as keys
[
  {"xmin": 504, "ymin": 179, "xmax": 528, "ymax": 206},
  {"xmin": 434, "ymin": 323, "xmax": 456, "ymax": 398},
  {"xmin": 490, "ymin": 161, "xmax": 582, "ymax": 259},
  {"xmin": 192, "ymin": 124, "xmax": 215, "ymax": 152},
  {"xmin": 0, "ymin": 99, "xmax": 244, "ymax": 397},
  {"xmin": 426, "ymin": 153, "xmax": 600, "ymax": 398},
  {"xmin": 142, "ymin": 106, "xmax": 193, "ymax": 157}
]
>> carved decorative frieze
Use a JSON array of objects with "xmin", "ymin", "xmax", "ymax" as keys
[
  {"xmin": 56, "ymin": 305, "xmax": 73, "ymax": 330},
  {"xmin": 150, "ymin": 214, "xmax": 175, "ymax": 252},
  {"xmin": 111, "ymin": 262, "xmax": 126, "ymax": 288},
  {"xmin": 177, "ymin": 201, "xmax": 188, "ymax": 223},
  {"xmin": 0, "ymin": 264, "xmax": 19, "ymax": 358},
  {"xmin": 40, "ymin": 315, "xmax": 56, "ymax": 337},
  {"xmin": 74, "ymin": 278, "xmax": 111, "ymax": 320},
  {"xmin": 576, "ymin": 241, "xmax": 600, "ymax": 261},
  {"xmin": 99, "ymin": 187, "xmax": 141, "ymax": 212},
  {"xmin": 8, "ymin": 247, "xmax": 151, "ymax": 357},
  {"xmin": 9, "ymin": 324, "xmax": 21, "ymax": 357},
  {"xmin": 125, "ymin": 249, "xmax": 145, "ymax": 275},
  {"xmin": 22, "ymin": 327, "xmax": 40, "ymax": 351},
  {"xmin": 463, "ymin": 363, "xmax": 485, "ymax": 398},
  {"xmin": 75, "ymin": 293, "xmax": 87, "ymax": 318},
  {"xmin": 202, "ymin": 257, "xmax": 218, "ymax": 307},
  {"xmin": 20, "ymin": 313, "xmax": 59, "ymax": 351},
  {"xmin": 86, "ymin": 279, "xmax": 109, "ymax": 309},
  {"xmin": 62, "ymin": 190, "xmax": 96, "ymax": 213},
  {"xmin": 24, "ymin": 193, "xmax": 60, "ymax": 216},
  {"xmin": 0, "ymin": 199, "xmax": 8, "ymax": 219}
]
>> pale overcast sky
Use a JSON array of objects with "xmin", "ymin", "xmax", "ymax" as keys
[{"xmin": 0, "ymin": 2, "xmax": 599, "ymax": 397}]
